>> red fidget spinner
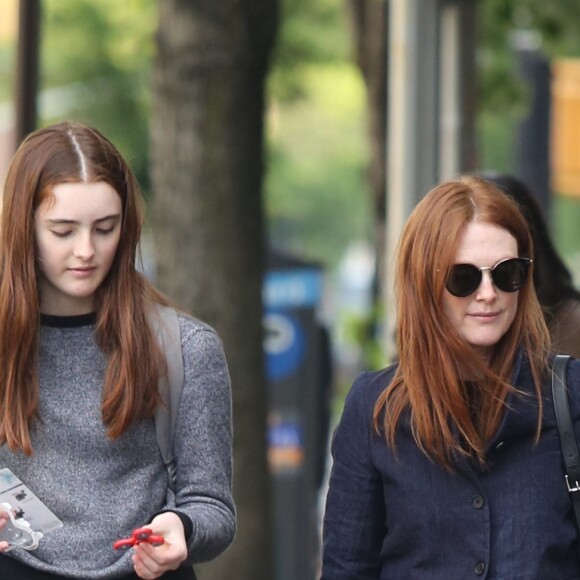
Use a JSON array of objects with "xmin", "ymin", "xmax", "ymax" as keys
[{"xmin": 113, "ymin": 527, "xmax": 165, "ymax": 550}]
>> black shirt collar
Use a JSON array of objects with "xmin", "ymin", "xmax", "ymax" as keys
[{"xmin": 40, "ymin": 312, "xmax": 97, "ymax": 328}]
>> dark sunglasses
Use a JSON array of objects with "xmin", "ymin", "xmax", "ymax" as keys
[{"xmin": 446, "ymin": 257, "xmax": 532, "ymax": 298}]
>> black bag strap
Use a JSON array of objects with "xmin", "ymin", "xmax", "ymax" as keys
[{"xmin": 552, "ymin": 354, "xmax": 580, "ymax": 539}]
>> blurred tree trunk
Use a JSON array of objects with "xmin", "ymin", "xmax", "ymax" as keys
[
  {"xmin": 347, "ymin": 0, "xmax": 387, "ymax": 309},
  {"xmin": 150, "ymin": 2, "xmax": 278, "ymax": 579}
]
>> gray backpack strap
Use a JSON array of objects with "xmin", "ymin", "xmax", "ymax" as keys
[{"xmin": 149, "ymin": 304, "xmax": 184, "ymax": 491}]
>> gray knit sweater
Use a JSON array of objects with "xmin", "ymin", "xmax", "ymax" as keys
[{"xmin": 0, "ymin": 311, "xmax": 235, "ymax": 578}]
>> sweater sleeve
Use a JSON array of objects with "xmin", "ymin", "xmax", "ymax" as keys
[{"xmin": 171, "ymin": 316, "xmax": 236, "ymax": 563}]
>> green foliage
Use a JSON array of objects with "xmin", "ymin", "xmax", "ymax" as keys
[
  {"xmin": 481, "ymin": 1, "xmax": 580, "ymax": 63},
  {"xmin": 339, "ymin": 302, "xmax": 386, "ymax": 370},
  {"xmin": 265, "ymin": 0, "xmax": 372, "ymax": 271},
  {"xmin": 270, "ymin": 0, "xmax": 351, "ymax": 101},
  {"xmin": 265, "ymin": 63, "xmax": 371, "ymax": 267},
  {"xmin": 39, "ymin": 0, "xmax": 156, "ymax": 190},
  {"xmin": 479, "ymin": 0, "xmax": 580, "ymax": 172},
  {"xmin": 477, "ymin": 109, "xmax": 519, "ymax": 174},
  {"xmin": 519, "ymin": 2, "xmax": 580, "ymax": 57}
]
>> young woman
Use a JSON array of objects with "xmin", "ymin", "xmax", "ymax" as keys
[
  {"xmin": 0, "ymin": 122, "xmax": 235, "ymax": 579},
  {"xmin": 321, "ymin": 176, "xmax": 580, "ymax": 579}
]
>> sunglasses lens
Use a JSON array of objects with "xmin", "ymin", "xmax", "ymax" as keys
[
  {"xmin": 446, "ymin": 264, "xmax": 481, "ymax": 297},
  {"xmin": 492, "ymin": 258, "xmax": 529, "ymax": 292}
]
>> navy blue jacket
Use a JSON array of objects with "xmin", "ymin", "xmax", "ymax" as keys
[{"xmin": 321, "ymin": 352, "xmax": 580, "ymax": 579}]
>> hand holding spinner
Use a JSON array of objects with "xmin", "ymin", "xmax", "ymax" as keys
[{"xmin": 113, "ymin": 526, "xmax": 165, "ymax": 551}]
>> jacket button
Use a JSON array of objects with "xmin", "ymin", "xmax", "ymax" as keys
[
  {"xmin": 475, "ymin": 561, "xmax": 485, "ymax": 575},
  {"xmin": 472, "ymin": 495, "xmax": 485, "ymax": 509}
]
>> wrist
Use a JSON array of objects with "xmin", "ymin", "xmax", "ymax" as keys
[{"xmin": 149, "ymin": 509, "xmax": 193, "ymax": 542}]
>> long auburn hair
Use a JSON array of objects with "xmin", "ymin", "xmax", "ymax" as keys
[
  {"xmin": 0, "ymin": 121, "xmax": 170, "ymax": 454},
  {"xmin": 374, "ymin": 176, "xmax": 551, "ymax": 468}
]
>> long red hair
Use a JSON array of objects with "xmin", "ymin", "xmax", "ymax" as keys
[
  {"xmin": 374, "ymin": 176, "xmax": 551, "ymax": 468},
  {"xmin": 0, "ymin": 121, "xmax": 170, "ymax": 454}
]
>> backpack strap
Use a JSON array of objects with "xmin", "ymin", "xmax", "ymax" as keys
[
  {"xmin": 149, "ymin": 304, "xmax": 184, "ymax": 492},
  {"xmin": 552, "ymin": 354, "xmax": 580, "ymax": 542}
]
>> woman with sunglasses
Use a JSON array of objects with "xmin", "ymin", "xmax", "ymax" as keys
[{"xmin": 321, "ymin": 175, "xmax": 580, "ymax": 579}]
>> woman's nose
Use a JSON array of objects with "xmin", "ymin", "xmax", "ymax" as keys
[
  {"xmin": 73, "ymin": 233, "xmax": 95, "ymax": 260},
  {"xmin": 474, "ymin": 270, "xmax": 498, "ymax": 301}
]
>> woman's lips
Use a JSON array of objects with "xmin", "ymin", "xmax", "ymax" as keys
[
  {"xmin": 469, "ymin": 311, "xmax": 500, "ymax": 321},
  {"xmin": 68, "ymin": 267, "xmax": 96, "ymax": 278}
]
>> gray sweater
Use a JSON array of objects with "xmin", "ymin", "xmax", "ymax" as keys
[{"xmin": 0, "ymin": 311, "xmax": 235, "ymax": 578}]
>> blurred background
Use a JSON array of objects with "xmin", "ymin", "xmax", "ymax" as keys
[{"xmin": 2, "ymin": 1, "xmax": 580, "ymax": 579}]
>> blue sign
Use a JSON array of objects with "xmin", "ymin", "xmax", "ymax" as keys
[
  {"xmin": 264, "ymin": 269, "xmax": 322, "ymax": 309},
  {"xmin": 263, "ymin": 312, "xmax": 306, "ymax": 381}
]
